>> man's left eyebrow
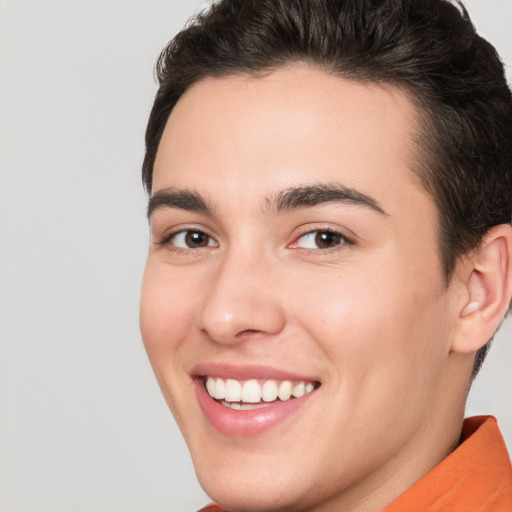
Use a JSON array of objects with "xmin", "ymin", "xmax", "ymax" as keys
[{"xmin": 265, "ymin": 183, "xmax": 387, "ymax": 215}]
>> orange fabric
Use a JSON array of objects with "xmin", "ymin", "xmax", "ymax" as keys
[
  {"xmin": 198, "ymin": 416, "xmax": 512, "ymax": 512},
  {"xmin": 383, "ymin": 416, "xmax": 512, "ymax": 512}
]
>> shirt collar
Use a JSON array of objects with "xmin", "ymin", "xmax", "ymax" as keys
[{"xmin": 383, "ymin": 416, "xmax": 512, "ymax": 512}]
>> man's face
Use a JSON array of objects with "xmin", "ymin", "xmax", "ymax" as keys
[{"xmin": 140, "ymin": 66, "xmax": 460, "ymax": 511}]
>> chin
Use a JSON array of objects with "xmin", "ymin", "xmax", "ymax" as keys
[
  {"xmin": 190, "ymin": 441, "xmax": 338, "ymax": 512},
  {"xmin": 198, "ymin": 474, "xmax": 306, "ymax": 512}
]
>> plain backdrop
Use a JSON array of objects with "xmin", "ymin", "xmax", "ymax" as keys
[{"xmin": 1, "ymin": 1, "xmax": 511, "ymax": 511}]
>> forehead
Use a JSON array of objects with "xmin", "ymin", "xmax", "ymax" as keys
[{"xmin": 153, "ymin": 65, "xmax": 430, "ymax": 219}]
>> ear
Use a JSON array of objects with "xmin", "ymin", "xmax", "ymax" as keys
[{"xmin": 451, "ymin": 224, "xmax": 512, "ymax": 354}]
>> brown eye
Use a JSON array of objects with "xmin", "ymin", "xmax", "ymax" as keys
[
  {"xmin": 185, "ymin": 231, "xmax": 209, "ymax": 247},
  {"xmin": 315, "ymin": 231, "xmax": 342, "ymax": 249},
  {"xmin": 170, "ymin": 230, "xmax": 218, "ymax": 249},
  {"xmin": 295, "ymin": 230, "xmax": 346, "ymax": 250}
]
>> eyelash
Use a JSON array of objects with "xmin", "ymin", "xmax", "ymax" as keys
[
  {"xmin": 291, "ymin": 227, "xmax": 355, "ymax": 252},
  {"xmin": 155, "ymin": 227, "xmax": 354, "ymax": 253},
  {"xmin": 156, "ymin": 228, "xmax": 218, "ymax": 252}
]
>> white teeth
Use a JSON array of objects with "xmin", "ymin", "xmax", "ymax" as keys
[
  {"xmin": 262, "ymin": 380, "xmax": 278, "ymax": 402},
  {"xmin": 278, "ymin": 380, "xmax": 292, "ymax": 401},
  {"xmin": 206, "ymin": 377, "xmax": 215, "ymax": 397},
  {"xmin": 292, "ymin": 382, "xmax": 305, "ymax": 398},
  {"xmin": 205, "ymin": 377, "xmax": 317, "ymax": 404},
  {"xmin": 214, "ymin": 377, "xmax": 226, "ymax": 400},
  {"xmin": 221, "ymin": 401, "xmax": 273, "ymax": 410},
  {"xmin": 242, "ymin": 380, "xmax": 261, "ymax": 403},
  {"xmin": 225, "ymin": 379, "xmax": 242, "ymax": 402}
]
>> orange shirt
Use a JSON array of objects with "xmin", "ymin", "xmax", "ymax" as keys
[
  {"xmin": 383, "ymin": 416, "xmax": 512, "ymax": 512},
  {"xmin": 198, "ymin": 416, "xmax": 512, "ymax": 512}
]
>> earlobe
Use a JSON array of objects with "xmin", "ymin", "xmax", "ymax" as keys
[{"xmin": 451, "ymin": 224, "xmax": 512, "ymax": 354}]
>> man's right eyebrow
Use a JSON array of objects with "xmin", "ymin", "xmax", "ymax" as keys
[{"xmin": 147, "ymin": 188, "xmax": 213, "ymax": 219}]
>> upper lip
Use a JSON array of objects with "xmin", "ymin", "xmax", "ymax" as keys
[{"xmin": 191, "ymin": 362, "xmax": 320, "ymax": 383}]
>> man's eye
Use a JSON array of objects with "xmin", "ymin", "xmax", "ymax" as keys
[
  {"xmin": 295, "ymin": 230, "xmax": 347, "ymax": 250},
  {"xmin": 169, "ymin": 230, "xmax": 218, "ymax": 249}
]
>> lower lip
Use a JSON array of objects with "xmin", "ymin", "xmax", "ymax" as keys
[{"xmin": 195, "ymin": 380, "xmax": 316, "ymax": 437}]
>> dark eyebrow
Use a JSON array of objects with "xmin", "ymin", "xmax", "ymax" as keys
[
  {"xmin": 265, "ymin": 183, "xmax": 387, "ymax": 215},
  {"xmin": 147, "ymin": 187, "xmax": 213, "ymax": 219}
]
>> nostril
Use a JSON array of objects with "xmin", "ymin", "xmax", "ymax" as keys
[{"xmin": 236, "ymin": 329, "xmax": 261, "ymax": 337}]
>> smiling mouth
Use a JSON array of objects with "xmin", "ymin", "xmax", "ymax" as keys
[{"xmin": 204, "ymin": 376, "xmax": 320, "ymax": 410}]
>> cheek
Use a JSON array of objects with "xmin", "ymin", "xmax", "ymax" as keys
[
  {"xmin": 288, "ymin": 264, "xmax": 453, "ymax": 458},
  {"xmin": 140, "ymin": 261, "xmax": 203, "ymax": 427},
  {"xmin": 140, "ymin": 260, "xmax": 198, "ymax": 360},
  {"xmin": 290, "ymin": 260, "xmax": 450, "ymax": 385}
]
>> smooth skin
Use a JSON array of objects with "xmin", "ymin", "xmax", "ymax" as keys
[{"xmin": 140, "ymin": 65, "xmax": 512, "ymax": 512}]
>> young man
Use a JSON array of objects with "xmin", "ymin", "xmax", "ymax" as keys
[{"xmin": 140, "ymin": 0, "xmax": 512, "ymax": 510}]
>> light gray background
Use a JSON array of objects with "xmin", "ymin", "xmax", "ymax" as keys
[{"xmin": 1, "ymin": 1, "xmax": 511, "ymax": 511}]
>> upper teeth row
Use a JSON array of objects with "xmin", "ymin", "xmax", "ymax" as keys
[{"xmin": 205, "ymin": 377, "xmax": 315, "ymax": 403}]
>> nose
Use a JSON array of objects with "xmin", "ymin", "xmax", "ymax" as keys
[{"xmin": 195, "ymin": 253, "xmax": 287, "ymax": 344}]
